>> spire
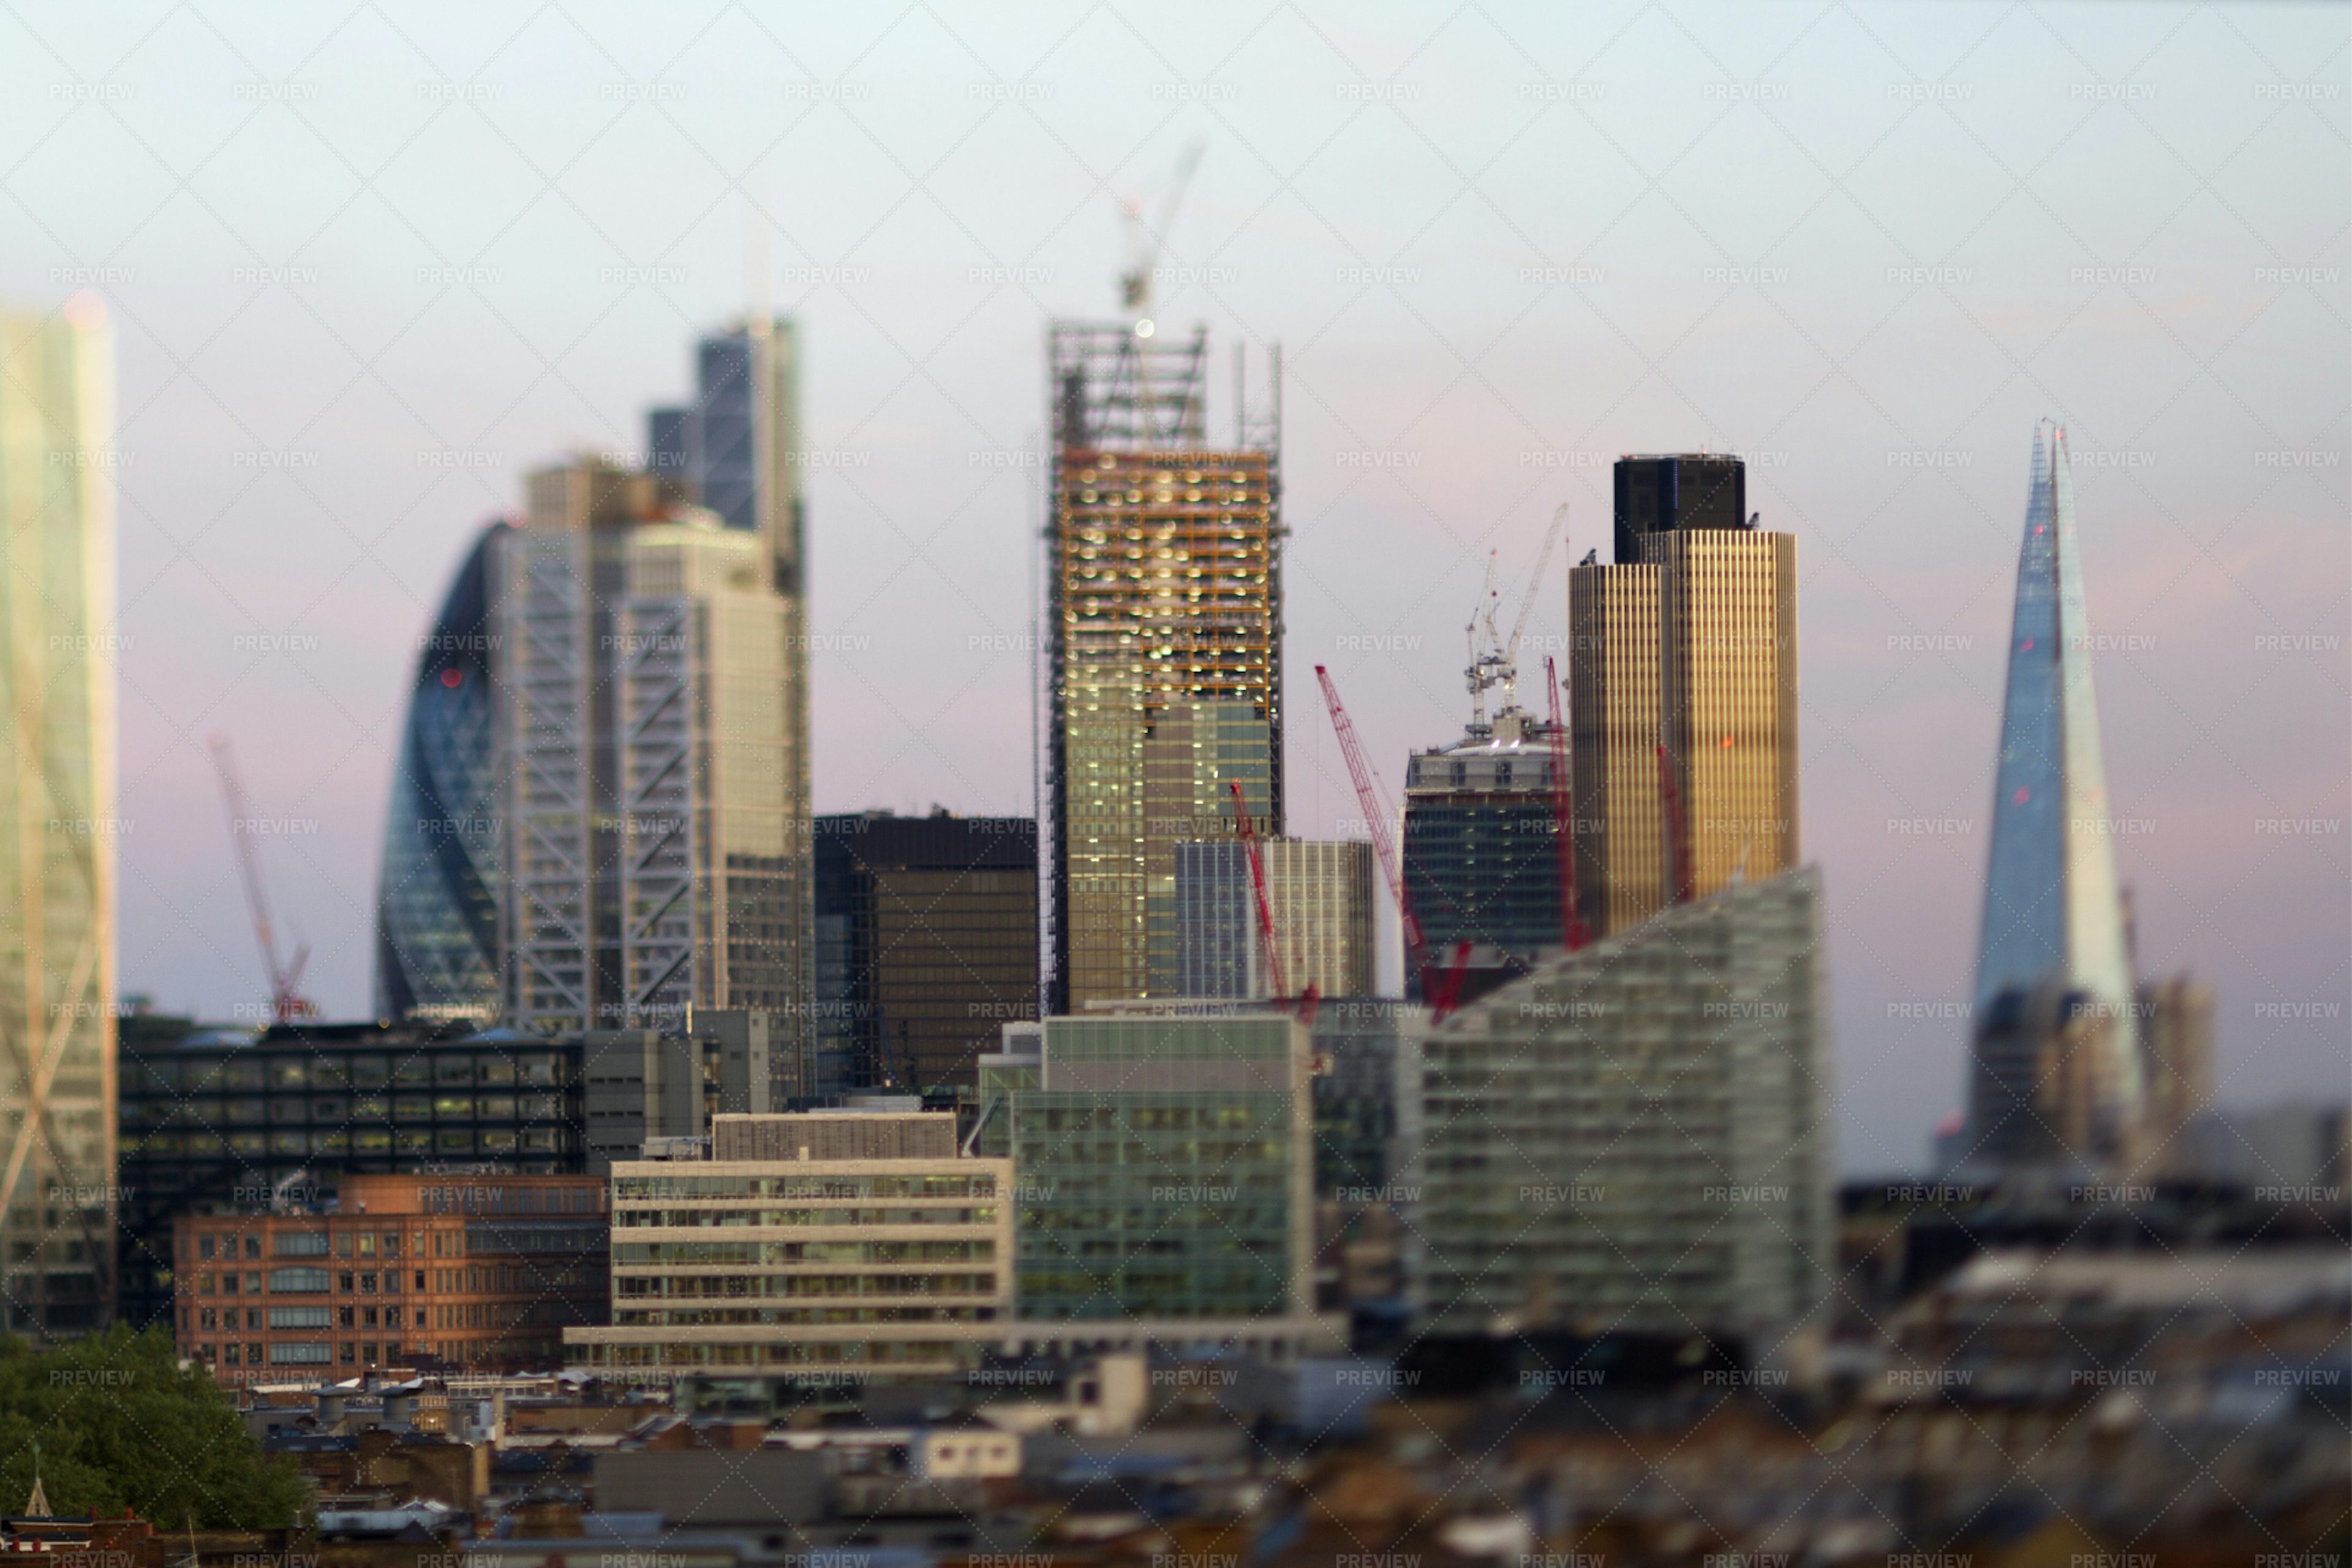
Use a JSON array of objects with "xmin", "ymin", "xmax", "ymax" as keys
[
  {"xmin": 26, "ymin": 1438, "xmax": 48, "ymax": 1517},
  {"xmin": 1966, "ymin": 423, "xmax": 2144, "ymax": 1169}
]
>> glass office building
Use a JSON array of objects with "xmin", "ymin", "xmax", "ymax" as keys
[
  {"xmin": 1401, "ymin": 723, "xmax": 1564, "ymax": 997},
  {"xmin": 812, "ymin": 810, "xmax": 1039, "ymax": 1093},
  {"xmin": 1173, "ymin": 839, "xmax": 1374, "ymax": 1001},
  {"xmin": 1404, "ymin": 868, "xmax": 1833, "ymax": 1348},
  {"xmin": 375, "ymin": 522, "xmax": 505, "ymax": 1023},
  {"xmin": 985, "ymin": 1013, "xmax": 1319, "ymax": 1327}
]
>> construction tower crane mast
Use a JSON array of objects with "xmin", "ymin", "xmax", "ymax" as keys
[
  {"xmin": 208, "ymin": 734, "xmax": 317, "ymax": 1024},
  {"xmin": 1117, "ymin": 140, "xmax": 1205, "ymax": 332},
  {"xmin": 1465, "ymin": 503, "xmax": 1567, "ymax": 729}
]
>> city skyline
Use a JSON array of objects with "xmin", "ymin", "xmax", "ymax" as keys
[{"xmin": 6, "ymin": 1, "xmax": 2341, "ymax": 1175}]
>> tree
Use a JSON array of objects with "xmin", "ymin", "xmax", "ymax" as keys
[{"xmin": 0, "ymin": 1326, "xmax": 306, "ymax": 1528}]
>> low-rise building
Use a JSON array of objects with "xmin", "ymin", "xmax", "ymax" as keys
[
  {"xmin": 173, "ymin": 1173, "xmax": 609, "ymax": 1382},
  {"xmin": 564, "ymin": 1110, "xmax": 1014, "ymax": 1397}
]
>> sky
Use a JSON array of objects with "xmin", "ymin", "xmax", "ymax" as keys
[{"xmin": 2, "ymin": 0, "xmax": 2343, "ymax": 1175}]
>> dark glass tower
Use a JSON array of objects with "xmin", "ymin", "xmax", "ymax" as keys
[
  {"xmin": 375, "ymin": 523, "xmax": 505, "ymax": 1022},
  {"xmin": 1612, "ymin": 453, "xmax": 1747, "ymax": 564},
  {"xmin": 813, "ymin": 810, "xmax": 1039, "ymax": 1093}
]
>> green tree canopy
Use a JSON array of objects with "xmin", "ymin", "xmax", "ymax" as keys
[{"xmin": 0, "ymin": 1326, "xmax": 305, "ymax": 1529}]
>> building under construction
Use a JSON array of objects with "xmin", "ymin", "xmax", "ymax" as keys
[{"xmin": 1044, "ymin": 322, "xmax": 1283, "ymax": 1011}]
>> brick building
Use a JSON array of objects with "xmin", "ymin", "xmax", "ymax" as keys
[{"xmin": 173, "ymin": 1173, "xmax": 608, "ymax": 1382}]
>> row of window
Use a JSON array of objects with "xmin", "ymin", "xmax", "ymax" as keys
[
  {"xmin": 195, "ymin": 1268, "xmax": 413, "ymax": 1294},
  {"xmin": 127, "ymin": 1054, "xmax": 570, "ymax": 1093},
  {"xmin": 191, "ymin": 1294, "xmax": 586, "ymax": 1336},
  {"xmin": 192, "ymin": 1263, "xmax": 581, "ymax": 1297},
  {"xmin": 193, "ymin": 1230, "xmax": 411, "ymax": 1261},
  {"xmin": 614, "ymin": 1207, "xmax": 995, "ymax": 1229},
  {"xmin": 614, "ymin": 1175, "xmax": 995, "ymax": 1200},
  {"xmin": 615, "ymin": 1239, "xmax": 990, "ymax": 1265},
  {"xmin": 129, "ymin": 1128, "xmax": 573, "ymax": 1158},
  {"xmin": 613, "ymin": 1272, "xmax": 997, "ymax": 1298},
  {"xmin": 198, "ymin": 1337, "xmax": 548, "ymax": 1369},
  {"xmin": 129, "ymin": 1094, "xmax": 568, "ymax": 1125}
]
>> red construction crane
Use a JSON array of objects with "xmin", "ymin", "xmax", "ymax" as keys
[
  {"xmin": 1657, "ymin": 742, "xmax": 1694, "ymax": 906},
  {"xmin": 1227, "ymin": 780, "xmax": 1319, "ymax": 1026},
  {"xmin": 208, "ymin": 734, "xmax": 317, "ymax": 1024},
  {"xmin": 1544, "ymin": 656, "xmax": 1590, "ymax": 951},
  {"xmin": 1227, "ymin": 778, "xmax": 1288, "ymax": 1003},
  {"xmin": 1315, "ymin": 664, "xmax": 1474, "ymax": 1017}
]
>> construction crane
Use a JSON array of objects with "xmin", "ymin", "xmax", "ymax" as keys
[
  {"xmin": 1117, "ymin": 139, "xmax": 1205, "ymax": 334},
  {"xmin": 1315, "ymin": 665, "xmax": 1474, "ymax": 1019},
  {"xmin": 208, "ymin": 734, "xmax": 317, "ymax": 1024},
  {"xmin": 1225, "ymin": 778, "xmax": 1319, "ymax": 1027},
  {"xmin": 1465, "ymin": 503, "xmax": 1568, "ymax": 731},
  {"xmin": 1544, "ymin": 655, "xmax": 1590, "ymax": 952},
  {"xmin": 1227, "ymin": 779, "xmax": 1288, "ymax": 1005}
]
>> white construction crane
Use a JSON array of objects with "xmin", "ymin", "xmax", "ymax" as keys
[
  {"xmin": 1464, "ymin": 503, "xmax": 1567, "ymax": 732},
  {"xmin": 1117, "ymin": 140, "xmax": 1205, "ymax": 336}
]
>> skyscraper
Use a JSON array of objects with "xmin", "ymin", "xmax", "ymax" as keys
[
  {"xmin": 1400, "ymin": 709, "xmax": 1565, "ymax": 997},
  {"xmin": 1964, "ymin": 423, "xmax": 2142, "ymax": 1171},
  {"xmin": 1045, "ymin": 324, "xmax": 1282, "ymax": 1012},
  {"xmin": 1174, "ymin": 838, "xmax": 1374, "ymax": 1000},
  {"xmin": 1570, "ymin": 454, "xmax": 1796, "ymax": 939},
  {"xmin": 375, "ymin": 522, "xmax": 505, "ymax": 1023},
  {"xmin": 811, "ymin": 809, "xmax": 1039, "ymax": 1093},
  {"xmin": 0, "ymin": 297, "xmax": 117, "ymax": 1336},
  {"xmin": 492, "ymin": 458, "xmax": 802, "ymax": 1038}
]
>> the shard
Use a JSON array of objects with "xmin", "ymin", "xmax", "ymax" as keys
[{"xmin": 1964, "ymin": 423, "xmax": 2143, "ymax": 1170}]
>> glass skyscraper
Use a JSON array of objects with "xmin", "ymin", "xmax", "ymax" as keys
[
  {"xmin": 1964, "ymin": 423, "xmax": 2142, "ymax": 1170},
  {"xmin": 375, "ymin": 522, "xmax": 505, "ymax": 1023},
  {"xmin": 0, "ymin": 297, "xmax": 117, "ymax": 1336},
  {"xmin": 1569, "ymin": 456, "xmax": 1798, "ymax": 937}
]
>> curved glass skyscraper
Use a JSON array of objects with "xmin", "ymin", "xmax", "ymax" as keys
[{"xmin": 375, "ymin": 522, "xmax": 506, "ymax": 1022}]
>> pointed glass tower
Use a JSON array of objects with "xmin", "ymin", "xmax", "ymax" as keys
[{"xmin": 1966, "ymin": 423, "xmax": 2143, "ymax": 1168}]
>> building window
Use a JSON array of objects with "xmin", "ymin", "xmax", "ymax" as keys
[
  {"xmin": 198, "ymin": 1236, "xmax": 214, "ymax": 1261},
  {"xmin": 340, "ymin": 1343, "xmax": 355, "ymax": 1364},
  {"xmin": 337, "ymin": 1272, "xmax": 355, "ymax": 1294}
]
